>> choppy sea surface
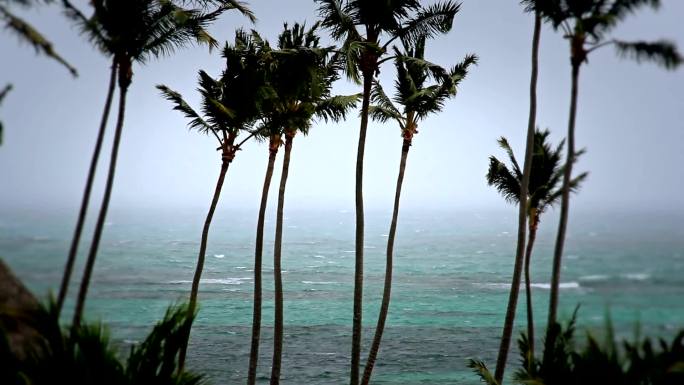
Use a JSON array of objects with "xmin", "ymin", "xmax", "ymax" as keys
[{"xmin": 1, "ymin": 207, "xmax": 683, "ymax": 384}]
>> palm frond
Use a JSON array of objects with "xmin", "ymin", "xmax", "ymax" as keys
[
  {"xmin": 467, "ymin": 359, "xmax": 500, "ymax": 385},
  {"xmin": 498, "ymin": 137, "xmax": 522, "ymax": 179},
  {"xmin": 398, "ymin": 1, "xmax": 459, "ymax": 46},
  {"xmin": 487, "ymin": 155, "xmax": 521, "ymax": 204},
  {"xmin": 0, "ymin": 4, "xmax": 77, "ymax": 75},
  {"xmin": 315, "ymin": 0, "xmax": 360, "ymax": 42},
  {"xmin": 315, "ymin": 94, "xmax": 360, "ymax": 123},
  {"xmin": 614, "ymin": 39, "xmax": 682, "ymax": 69},
  {"xmin": 369, "ymin": 80, "xmax": 402, "ymax": 124},
  {"xmin": 156, "ymin": 84, "xmax": 213, "ymax": 134}
]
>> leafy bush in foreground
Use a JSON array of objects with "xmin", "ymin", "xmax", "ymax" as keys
[
  {"xmin": 470, "ymin": 314, "xmax": 684, "ymax": 385},
  {"xmin": 0, "ymin": 300, "xmax": 205, "ymax": 385}
]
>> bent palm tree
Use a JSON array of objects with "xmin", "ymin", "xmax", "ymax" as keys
[
  {"xmin": 157, "ymin": 32, "xmax": 266, "ymax": 368},
  {"xmin": 0, "ymin": 84, "xmax": 11, "ymax": 146},
  {"xmin": 362, "ymin": 39, "xmax": 475, "ymax": 385},
  {"xmin": 61, "ymin": 0, "xmax": 254, "ymax": 328},
  {"xmin": 487, "ymin": 129, "xmax": 587, "ymax": 366},
  {"xmin": 492, "ymin": 2, "xmax": 542, "ymax": 381},
  {"xmin": 266, "ymin": 23, "xmax": 358, "ymax": 385},
  {"xmin": 535, "ymin": 0, "xmax": 682, "ymax": 328},
  {"xmin": 315, "ymin": 2, "xmax": 459, "ymax": 382}
]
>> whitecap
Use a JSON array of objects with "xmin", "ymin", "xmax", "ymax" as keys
[
  {"xmin": 235, "ymin": 266, "xmax": 247, "ymax": 269},
  {"xmin": 579, "ymin": 274, "xmax": 610, "ymax": 281},
  {"xmin": 364, "ymin": 246, "xmax": 376, "ymax": 249},
  {"xmin": 168, "ymin": 278, "xmax": 251, "ymax": 285},
  {"xmin": 381, "ymin": 234, "xmax": 389, "ymax": 237},
  {"xmin": 313, "ymin": 255, "xmax": 326, "ymax": 259},
  {"xmin": 342, "ymin": 250, "xmax": 354, "ymax": 253},
  {"xmin": 301, "ymin": 281, "xmax": 339, "ymax": 285},
  {"xmin": 531, "ymin": 282, "xmax": 580, "ymax": 290},
  {"xmin": 214, "ymin": 254, "xmax": 225, "ymax": 259},
  {"xmin": 623, "ymin": 273, "xmax": 650, "ymax": 281}
]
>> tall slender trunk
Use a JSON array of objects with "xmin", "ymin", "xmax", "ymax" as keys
[
  {"xmin": 523, "ymin": 212, "xmax": 539, "ymax": 363},
  {"xmin": 247, "ymin": 140, "xmax": 279, "ymax": 385},
  {"xmin": 57, "ymin": 59, "xmax": 117, "ymax": 316},
  {"xmin": 360, "ymin": 137, "xmax": 410, "ymax": 385},
  {"xmin": 548, "ymin": 62, "xmax": 580, "ymax": 326},
  {"xmin": 270, "ymin": 133, "xmax": 293, "ymax": 385},
  {"xmin": 350, "ymin": 71, "xmax": 373, "ymax": 385},
  {"xmin": 72, "ymin": 58, "xmax": 131, "ymax": 329},
  {"xmin": 178, "ymin": 141, "xmax": 235, "ymax": 371},
  {"xmin": 494, "ymin": 11, "xmax": 541, "ymax": 383}
]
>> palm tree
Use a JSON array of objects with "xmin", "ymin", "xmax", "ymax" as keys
[
  {"xmin": 360, "ymin": 39, "xmax": 475, "ymax": 385},
  {"xmin": 487, "ymin": 129, "xmax": 587, "ymax": 367},
  {"xmin": 60, "ymin": 0, "xmax": 255, "ymax": 328},
  {"xmin": 266, "ymin": 23, "xmax": 358, "ymax": 385},
  {"xmin": 534, "ymin": 0, "xmax": 682, "ymax": 328},
  {"xmin": 315, "ymin": 2, "xmax": 458, "ymax": 382},
  {"xmin": 1, "ymin": 0, "xmax": 78, "ymax": 76},
  {"xmin": 0, "ymin": 84, "xmax": 11, "ymax": 146},
  {"xmin": 492, "ymin": 2, "xmax": 542, "ymax": 381},
  {"xmin": 156, "ymin": 30, "xmax": 268, "ymax": 370}
]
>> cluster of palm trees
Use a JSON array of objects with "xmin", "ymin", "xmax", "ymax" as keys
[
  {"xmin": 2, "ymin": 0, "xmax": 682, "ymax": 384},
  {"xmin": 484, "ymin": 1, "xmax": 681, "ymax": 383}
]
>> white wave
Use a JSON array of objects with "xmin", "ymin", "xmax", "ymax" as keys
[
  {"xmin": 168, "ymin": 277, "xmax": 251, "ymax": 285},
  {"xmin": 381, "ymin": 234, "xmax": 389, "ymax": 237},
  {"xmin": 531, "ymin": 282, "xmax": 580, "ymax": 290},
  {"xmin": 313, "ymin": 255, "xmax": 326, "ymax": 259},
  {"xmin": 623, "ymin": 273, "xmax": 650, "ymax": 281},
  {"xmin": 301, "ymin": 281, "xmax": 339, "ymax": 285},
  {"xmin": 342, "ymin": 250, "xmax": 354, "ymax": 253},
  {"xmin": 214, "ymin": 254, "xmax": 225, "ymax": 259},
  {"xmin": 479, "ymin": 282, "xmax": 581, "ymax": 290},
  {"xmin": 579, "ymin": 274, "xmax": 610, "ymax": 281},
  {"xmin": 235, "ymin": 266, "xmax": 247, "ymax": 269},
  {"xmin": 364, "ymin": 246, "xmax": 376, "ymax": 249}
]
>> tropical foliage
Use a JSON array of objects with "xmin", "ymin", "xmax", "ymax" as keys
[
  {"xmin": 1, "ymin": 0, "xmax": 77, "ymax": 75},
  {"xmin": 315, "ymin": 2, "xmax": 460, "ymax": 382},
  {"xmin": 0, "ymin": 300, "xmax": 204, "ymax": 385},
  {"xmin": 361, "ymin": 36, "xmax": 475, "ymax": 385},
  {"xmin": 470, "ymin": 314, "xmax": 684, "ymax": 385},
  {"xmin": 487, "ymin": 129, "xmax": 587, "ymax": 363},
  {"xmin": 532, "ymin": 0, "xmax": 682, "ymax": 330}
]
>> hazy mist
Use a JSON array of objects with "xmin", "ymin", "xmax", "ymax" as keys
[{"xmin": 1, "ymin": 0, "xmax": 683, "ymax": 214}]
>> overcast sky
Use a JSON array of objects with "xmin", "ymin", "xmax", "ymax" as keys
[{"xmin": 1, "ymin": 0, "xmax": 683, "ymax": 214}]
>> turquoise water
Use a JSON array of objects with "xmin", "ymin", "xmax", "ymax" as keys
[{"xmin": 1, "ymin": 207, "xmax": 683, "ymax": 384}]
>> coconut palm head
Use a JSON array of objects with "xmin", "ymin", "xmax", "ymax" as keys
[
  {"xmin": 486, "ymin": 128, "xmax": 588, "ymax": 214},
  {"xmin": 368, "ymin": 37, "xmax": 476, "ymax": 137},
  {"xmin": 533, "ymin": 0, "xmax": 681, "ymax": 69},
  {"xmin": 61, "ymin": 0, "xmax": 255, "ymax": 70},
  {"xmin": 315, "ymin": 0, "xmax": 460, "ymax": 81}
]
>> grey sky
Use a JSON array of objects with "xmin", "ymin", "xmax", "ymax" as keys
[{"xmin": 1, "ymin": 0, "xmax": 683, "ymax": 214}]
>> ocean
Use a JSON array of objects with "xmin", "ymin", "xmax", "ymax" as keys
[{"xmin": 1, "ymin": 207, "xmax": 683, "ymax": 384}]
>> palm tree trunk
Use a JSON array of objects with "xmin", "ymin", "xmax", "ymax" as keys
[
  {"xmin": 57, "ymin": 59, "xmax": 117, "ymax": 316},
  {"xmin": 247, "ymin": 141, "xmax": 279, "ymax": 385},
  {"xmin": 178, "ymin": 141, "xmax": 234, "ymax": 371},
  {"xmin": 270, "ymin": 133, "xmax": 293, "ymax": 385},
  {"xmin": 494, "ymin": 11, "xmax": 541, "ymax": 383},
  {"xmin": 548, "ymin": 62, "xmax": 580, "ymax": 326},
  {"xmin": 523, "ymin": 212, "xmax": 538, "ymax": 362},
  {"xmin": 360, "ymin": 137, "xmax": 410, "ymax": 385},
  {"xmin": 350, "ymin": 71, "xmax": 373, "ymax": 385},
  {"xmin": 72, "ymin": 58, "xmax": 131, "ymax": 329}
]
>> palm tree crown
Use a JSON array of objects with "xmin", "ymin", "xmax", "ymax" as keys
[
  {"xmin": 62, "ymin": 0, "xmax": 255, "ymax": 85},
  {"xmin": 316, "ymin": 0, "xmax": 460, "ymax": 81},
  {"xmin": 369, "ymin": 38, "xmax": 476, "ymax": 140},
  {"xmin": 534, "ymin": 0, "xmax": 681, "ymax": 69},
  {"xmin": 486, "ymin": 129, "xmax": 588, "ymax": 217}
]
